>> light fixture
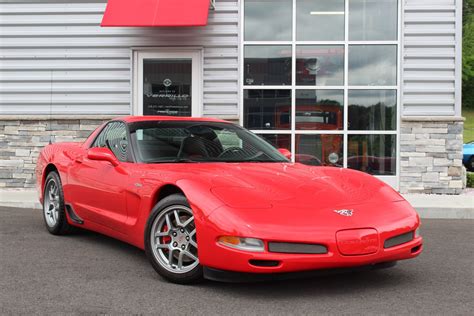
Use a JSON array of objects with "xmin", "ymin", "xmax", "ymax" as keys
[
  {"xmin": 328, "ymin": 152, "xmax": 339, "ymax": 164},
  {"xmin": 310, "ymin": 11, "xmax": 344, "ymax": 15},
  {"xmin": 218, "ymin": 236, "xmax": 265, "ymax": 252}
]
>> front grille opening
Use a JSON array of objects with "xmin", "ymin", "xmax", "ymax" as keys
[
  {"xmin": 411, "ymin": 245, "xmax": 422, "ymax": 253},
  {"xmin": 249, "ymin": 259, "xmax": 280, "ymax": 267},
  {"xmin": 268, "ymin": 242, "xmax": 328, "ymax": 254},
  {"xmin": 384, "ymin": 231, "xmax": 414, "ymax": 249}
]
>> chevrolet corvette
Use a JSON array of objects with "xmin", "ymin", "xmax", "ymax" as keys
[{"xmin": 36, "ymin": 116, "xmax": 423, "ymax": 283}]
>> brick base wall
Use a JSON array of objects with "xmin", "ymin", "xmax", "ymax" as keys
[
  {"xmin": 0, "ymin": 116, "xmax": 112, "ymax": 189},
  {"xmin": 399, "ymin": 117, "xmax": 465, "ymax": 194}
]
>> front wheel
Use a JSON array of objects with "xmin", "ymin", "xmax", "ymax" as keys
[{"xmin": 144, "ymin": 194, "xmax": 202, "ymax": 284}]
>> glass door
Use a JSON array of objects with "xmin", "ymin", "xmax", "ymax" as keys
[{"xmin": 134, "ymin": 50, "xmax": 202, "ymax": 116}]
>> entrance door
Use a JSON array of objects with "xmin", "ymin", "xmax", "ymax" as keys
[{"xmin": 133, "ymin": 49, "xmax": 202, "ymax": 116}]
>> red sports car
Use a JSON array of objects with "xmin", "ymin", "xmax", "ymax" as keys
[{"xmin": 36, "ymin": 116, "xmax": 423, "ymax": 283}]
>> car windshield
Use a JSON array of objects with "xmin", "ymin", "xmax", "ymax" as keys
[{"xmin": 129, "ymin": 121, "xmax": 289, "ymax": 163}]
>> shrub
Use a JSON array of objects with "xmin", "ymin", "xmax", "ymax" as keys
[{"xmin": 467, "ymin": 172, "xmax": 474, "ymax": 188}]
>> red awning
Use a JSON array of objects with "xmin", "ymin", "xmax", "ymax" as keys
[{"xmin": 101, "ymin": 0, "xmax": 210, "ymax": 27}]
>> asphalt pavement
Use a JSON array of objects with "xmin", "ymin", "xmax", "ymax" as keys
[{"xmin": 0, "ymin": 206, "xmax": 473, "ymax": 315}]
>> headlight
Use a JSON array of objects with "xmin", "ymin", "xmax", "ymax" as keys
[{"xmin": 218, "ymin": 236, "xmax": 265, "ymax": 252}]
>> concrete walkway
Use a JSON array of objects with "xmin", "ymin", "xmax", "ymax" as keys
[{"xmin": 0, "ymin": 188, "xmax": 473, "ymax": 219}]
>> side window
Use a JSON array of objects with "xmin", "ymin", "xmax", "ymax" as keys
[{"xmin": 92, "ymin": 122, "xmax": 129, "ymax": 162}]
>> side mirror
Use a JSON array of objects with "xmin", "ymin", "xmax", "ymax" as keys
[
  {"xmin": 87, "ymin": 147, "xmax": 119, "ymax": 167},
  {"xmin": 277, "ymin": 148, "xmax": 292, "ymax": 160}
]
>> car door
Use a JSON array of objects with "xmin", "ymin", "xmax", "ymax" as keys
[{"xmin": 68, "ymin": 121, "xmax": 131, "ymax": 233}]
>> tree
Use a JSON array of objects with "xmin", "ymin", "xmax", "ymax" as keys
[{"xmin": 463, "ymin": 0, "xmax": 474, "ymax": 108}]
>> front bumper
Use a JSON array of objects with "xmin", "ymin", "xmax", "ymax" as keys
[
  {"xmin": 195, "ymin": 201, "xmax": 423, "ymax": 276},
  {"xmin": 199, "ymin": 235, "xmax": 423, "ymax": 275}
]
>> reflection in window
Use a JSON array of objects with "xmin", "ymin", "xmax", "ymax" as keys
[
  {"xmin": 258, "ymin": 134, "xmax": 291, "ymax": 151},
  {"xmin": 349, "ymin": 0, "xmax": 398, "ymax": 41},
  {"xmin": 296, "ymin": 134, "xmax": 343, "ymax": 167},
  {"xmin": 296, "ymin": 0, "xmax": 345, "ymax": 41},
  {"xmin": 295, "ymin": 90, "xmax": 344, "ymax": 130},
  {"xmin": 348, "ymin": 45, "xmax": 397, "ymax": 86},
  {"xmin": 296, "ymin": 46, "xmax": 344, "ymax": 86},
  {"xmin": 244, "ymin": 90, "xmax": 292, "ymax": 130},
  {"xmin": 244, "ymin": 0, "xmax": 292, "ymax": 41},
  {"xmin": 244, "ymin": 46, "xmax": 292, "ymax": 86},
  {"xmin": 143, "ymin": 59, "xmax": 192, "ymax": 116},
  {"xmin": 348, "ymin": 90, "xmax": 396, "ymax": 130},
  {"xmin": 348, "ymin": 135, "xmax": 396, "ymax": 175}
]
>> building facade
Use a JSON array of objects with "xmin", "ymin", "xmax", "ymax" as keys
[{"xmin": 0, "ymin": 0, "xmax": 465, "ymax": 194}]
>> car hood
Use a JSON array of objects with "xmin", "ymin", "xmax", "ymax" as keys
[{"xmin": 171, "ymin": 163, "xmax": 404, "ymax": 209}]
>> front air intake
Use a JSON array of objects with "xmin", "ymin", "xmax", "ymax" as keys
[
  {"xmin": 384, "ymin": 231, "xmax": 414, "ymax": 248},
  {"xmin": 268, "ymin": 242, "xmax": 328, "ymax": 254}
]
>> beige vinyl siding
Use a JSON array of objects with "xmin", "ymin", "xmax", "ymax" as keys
[
  {"xmin": 402, "ymin": 0, "xmax": 462, "ymax": 116},
  {"xmin": 0, "ymin": 0, "xmax": 239, "ymax": 116}
]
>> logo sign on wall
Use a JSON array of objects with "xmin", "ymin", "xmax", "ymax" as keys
[{"xmin": 163, "ymin": 78, "xmax": 172, "ymax": 87}]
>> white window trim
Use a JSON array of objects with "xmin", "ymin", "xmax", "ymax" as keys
[
  {"xmin": 132, "ymin": 47, "xmax": 203, "ymax": 117},
  {"xmin": 239, "ymin": 0, "xmax": 402, "ymax": 189}
]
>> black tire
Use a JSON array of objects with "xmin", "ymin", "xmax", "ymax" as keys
[
  {"xmin": 467, "ymin": 156, "xmax": 474, "ymax": 172},
  {"xmin": 144, "ymin": 194, "xmax": 203, "ymax": 284},
  {"xmin": 42, "ymin": 171, "xmax": 74, "ymax": 235}
]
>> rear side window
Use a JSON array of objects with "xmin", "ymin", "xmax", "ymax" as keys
[{"xmin": 92, "ymin": 121, "xmax": 129, "ymax": 162}]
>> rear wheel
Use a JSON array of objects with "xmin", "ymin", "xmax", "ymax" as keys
[
  {"xmin": 144, "ymin": 194, "xmax": 202, "ymax": 284},
  {"xmin": 42, "ymin": 171, "xmax": 74, "ymax": 235}
]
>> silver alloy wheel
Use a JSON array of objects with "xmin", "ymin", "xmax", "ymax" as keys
[
  {"xmin": 44, "ymin": 179, "xmax": 60, "ymax": 228},
  {"xmin": 150, "ymin": 205, "xmax": 199, "ymax": 274}
]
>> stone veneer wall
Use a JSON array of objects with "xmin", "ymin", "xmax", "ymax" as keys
[
  {"xmin": 0, "ymin": 116, "xmax": 113, "ymax": 189},
  {"xmin": 0, "ymin": 116, "xmax": 466, "ymax": 194},
  {"xmin": 399, "ymin": 117, "xmax": 465, "ymax": 194}
]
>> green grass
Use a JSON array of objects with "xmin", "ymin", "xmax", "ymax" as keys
[{"xmin": 464, "ymin": 108, "xmax": 474, "ymax": 143}]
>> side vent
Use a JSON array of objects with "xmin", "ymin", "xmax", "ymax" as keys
[{"xmin": 65, "ymin": 204, "xmax": 84, "ymax": 225}]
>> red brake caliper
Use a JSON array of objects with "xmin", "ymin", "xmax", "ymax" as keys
[{"xmin": 162, "ymin": 224, "xmax": 171, "ymax": 245}]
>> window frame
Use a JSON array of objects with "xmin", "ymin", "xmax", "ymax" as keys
[{"xmin": 239, "ymin": 0, "xmax": 401, "ymax": 189}]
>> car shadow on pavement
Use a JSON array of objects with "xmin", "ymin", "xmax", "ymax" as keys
[{"xmin": 197, "ymin": 268, "xmax": 416, "ymax": 299}]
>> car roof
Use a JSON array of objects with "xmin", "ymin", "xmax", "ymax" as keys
[{"xmin": 115, "ymin": 115, "xmax": 230, "ymax": 124}]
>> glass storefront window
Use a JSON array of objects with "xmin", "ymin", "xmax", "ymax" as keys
[
  {"xmin": 348, "ymin": 45, "xmax": 397, "ymax": 86},
  {"xmin": 295, "ymin": 90, "xmax": 344, "ymax": 130},
  {"xmin": 349, "ymin": 0, "xmax": 398, "ymax": 41},
  {"xmin": 242, "ymin": 0, "xmax": 399, "ymax": 180},
  {"xmin": 296, "ymin": 46, "xmax": 344, "ymax": 86},
  {"xmin": 257, "ymin": 134, "xmax": 291, "ymax": 151},
  {"xmin": 244, "ymin": 45, "xmax": 292, "ymax": 86},
  {"xmin": 348, "ymin": 90, "xmax": 397, "ymax": 131},
  {"xmin": 296, "ymin": 0, "xmax": 345, "ymax": 41},
  {"xmin": 296, "ymin": 134, "xmax": 343, "ymax": 167},
  {"xmin": 244, "ymin": 90, "xmax": 292, "ymax": 130},
  {"xmin": 244, "ymin": 0, "xmax": 292, "ymax": 41},
  {"xmin": 348, "ymin": 135, "xmax": 396, "ymax": 175}
]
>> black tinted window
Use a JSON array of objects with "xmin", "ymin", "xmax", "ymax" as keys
[{"xmin": 92, "ymin": 122, "xmax": 129, "ymax": 162}]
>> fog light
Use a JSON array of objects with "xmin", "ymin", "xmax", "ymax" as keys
[{"xmin": 218, "ymin": 236, "xmax": 265, "ymax": 252}]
